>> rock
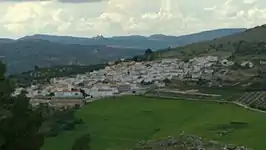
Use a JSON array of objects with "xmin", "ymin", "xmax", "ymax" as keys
[{"xmin": 130, "ymin": 134, "xmax": 253, "ymax": 150}]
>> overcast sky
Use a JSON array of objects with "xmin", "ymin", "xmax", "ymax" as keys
[{"xmin": 0, "ymin": 0, "xmax": 266, "ymax": 38}]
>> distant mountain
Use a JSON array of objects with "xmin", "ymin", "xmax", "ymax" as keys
[
  {"xmin": 0, "ymin": 38, "xmax": 14, "ymax": 44},
  {"xmin": 0, "ymin": 28, "xmax": 246, "ymax": 74},
  {"xmin": 0, "ymin": 39, "xmax": 144, "ymax": 74},
  {"xmin": 19, "ymin": 28, "xmax": 246, "ymax": 50}
]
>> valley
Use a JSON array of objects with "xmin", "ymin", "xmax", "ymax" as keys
[
  {"xmin": 2, "ymin": 25, "xmax": 266, "ymax": 150},
  {"xmin": 1, "ymin": 1, "xmax": 266, "ymax": 150}
]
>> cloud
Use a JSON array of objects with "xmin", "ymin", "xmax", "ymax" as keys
[
  {"xmin": 58, "ymin": 0, "xmax": 108, "ymax": 3},
  {"xmin": 1, "ymin": 0, "xmax": 266, "ymax": 38},
  {"xmin": 1, "ymin": 0, "xmax": 108, "ymax": 3}
]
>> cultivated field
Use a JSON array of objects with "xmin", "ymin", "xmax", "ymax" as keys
[
  {"xmin": 237, "ymin": 92, "xmax": 266, "ymax": 110},
  {"xmin": 42, "ymin": 96, "xmax": 266, "ymax": 150}
]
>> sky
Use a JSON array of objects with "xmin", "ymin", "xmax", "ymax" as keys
[{"xmin": 0, "ymin": 0, "xmax": 266, "ymax": 38}]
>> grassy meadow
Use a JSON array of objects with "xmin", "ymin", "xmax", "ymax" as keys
[{"xmin": 42, "ymin": 96, "xmax": 266, "ymax": 150}]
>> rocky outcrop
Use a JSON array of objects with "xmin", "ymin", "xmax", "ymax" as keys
[{"xmin": 130, "ymin": 134, "xmax": 252, "ymax": 150}]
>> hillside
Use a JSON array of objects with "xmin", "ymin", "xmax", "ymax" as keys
[
  {"xmin": 156, "ymin": 25, "xmax": 266, "ymax": 61},
  {"xmin": 10, "ymin": 64, "xmax": 106, "ymax": 87},
  {"xmin": 19, "ymin": 28, "xmax": 245, "ymax": 50},
  {"xmin": 0, "ymin": 39, "xmax": 143, "ymax": 74}
]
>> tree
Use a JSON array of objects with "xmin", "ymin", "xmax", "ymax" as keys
[
  {"xmin": 144, "ymin": 48, "xmax": 153, "ymax": 55},
  {"xmin": 72, "ymin": 134, "xmax": 91, "ymax": 150},
  {"xmin": 49, "ymin": 92, "xmax": 55, "ymax": 97},
  {"xmin": 182, "ymin": 57, "xmax": 189, "ymax": 63},
  {"xmin": 163, "ymin": 78, "xmax": 171, "ymax": 85},
  {"xmin": 144, "ymin": 49, "xmax": 156, "ymax": 61},
  {"xmin": 218, "ymin": 44, "xmax": 223, "ymax": 49},
  {"xmin": 34, "ymin": 65, "xmax": 39, "ymax": 71},
  {"xmin": 132, "ymin": 56, "xmax": 140, "ymax": 62},
  {"xmin": 197, "ymin": 78, "xmax": 208, "ymax": 86},
  {"xmin": 227, "ymin": 54, "xmax": 235, "ymax": 61},
  {"xmin": 0, "ymin": 61, "xmax": 44, "ymax": 150},
  {"xmin": 38, "ymin": 103, "xmax": 54, "ymax": 120}
]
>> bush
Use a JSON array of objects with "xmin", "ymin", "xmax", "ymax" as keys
[
  {"xmin": 74, "ymin": 119, "xmax": 85, "ymax": 124},
  {"xmin": 46, "ymin": 129, "xmax": 59, "ymax": 137},
  {"xmin": 72, "ymin": 134, "xmax": 91, "ymax": 150}
]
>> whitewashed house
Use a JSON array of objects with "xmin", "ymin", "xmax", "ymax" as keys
[
  {"xmin": 241, "ymin": 61, "xmax": 254, "ymax": 68},
  {"xmin": 260, "ymin": 60, "xmax": 266, "ymax": 65},
  {"xmin": 53, "ymin": 90, "xmax": 83, "ymax": 99},
  {"xmin": 220, "ymin": 59, "xmax": 235, "ymax": 66},
  {"xmin": 12, "ymin": 87, "xmax": 23, "ymax": 96},
  {"xmin": 97, "ymin": 88, "xmax": 116, "ymax": 97}
]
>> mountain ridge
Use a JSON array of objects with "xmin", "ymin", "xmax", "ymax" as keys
[
  {"xmin": 0, "ymin": 28, "xmax": 246, "ymax": 74},
  {"xmin": 17, "ymin": 28, "xmax": 246, "ymax": 49}
]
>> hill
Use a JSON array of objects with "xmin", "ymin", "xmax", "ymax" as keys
[
  {"xmin": 19, "ymin": 28, "xmax": 245, "ymax": 50},
  {"xmin": 155, "ymin": 25, "xmax": 266, "ymax": 61},
  {"xmin": 0, "ymin": 39, "xmax": 143, "ymax": 74},
  {"xmin": 41, "ymin": 95, "xmax": 266, "ymax": 150}
]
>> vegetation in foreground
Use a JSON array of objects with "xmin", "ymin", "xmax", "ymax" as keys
[
  {"xmin": 42, "ymin": 96, "xmax": 266, "ymax": 150},
  {"xmin": 0, "ymin": 61, "xmax": 44, "ymax": 150},
  {"xmin": 1, "ymin": 61, "xmax": 82, "ymax": 150}
]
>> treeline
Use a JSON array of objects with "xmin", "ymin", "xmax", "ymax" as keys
[{"xmin": 127, "ymin": 48, "xmax": 157, "ymax": 62}]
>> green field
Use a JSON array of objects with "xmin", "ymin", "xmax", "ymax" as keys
[{"xmin": 42, "ymin": 96, "xmax": 266, "ymax": 150}]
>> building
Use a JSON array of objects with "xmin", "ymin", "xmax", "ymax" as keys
[
  {"xmin": 260, "ymin": 60, "xmax": 266, "ymax": 65},
  {"xmin": 48, "ymin": 99, "xmax": 85, "ymax": 108},
  {"xmin": 220, "ymin": 59, "xmax": 235, "ymax": 66},
  {"xmin": 53, "ymin": 90, "xmax": 84, "ymax": 99},
  {"xmin": 117, "ymin": 84, "xmax": 131, "ymax": 93},
  {"xmin": 241, "ymin": 61, "xmax": 254, "ymax": 68}
]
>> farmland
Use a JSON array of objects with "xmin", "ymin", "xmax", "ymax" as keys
[
  {"xmin": 236, "ymin": 92, "xmax": 266, "ymax": 111},
  {"xmin": 42, "ymin": 95, "xmax": 266, "ymax": 150}
]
